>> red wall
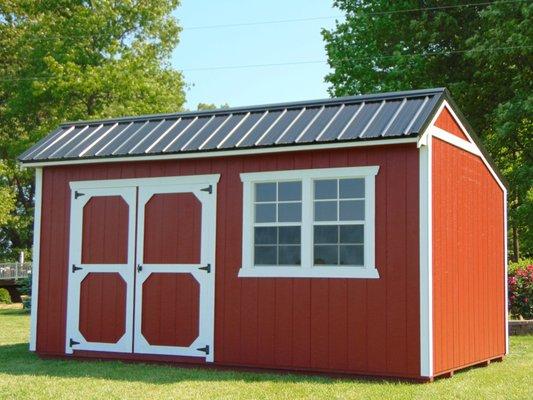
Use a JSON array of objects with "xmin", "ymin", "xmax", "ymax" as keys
[
  {"xmin": 434, "ymin": 108, "xmax": 469, "ymax": 140},
  {"xmin": 432, "ymin": 132, "xmax": 506, "ymax": 375},
  {"xmin": 37, "ymin": 144, "xmax": 421, "ymax": 378}
]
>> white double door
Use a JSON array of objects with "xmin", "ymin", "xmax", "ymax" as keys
[{"xmin": 65, "ymin": 175, "xmax": 218, "ymax": 361}]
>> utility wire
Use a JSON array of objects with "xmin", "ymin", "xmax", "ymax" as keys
[
  {"xmin": 1, "ymin": 45, "xmax": 531, "ymax": 81},
  {"xmin": 184, "ymin": 0, "xmax": 530, "ymax": 30},
  {"xmin": 5, "ymin": 0, "xmax": 530, "ymax": 41}
]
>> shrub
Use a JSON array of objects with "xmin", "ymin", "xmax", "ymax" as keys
[
  {"xmin": 22, "ymin": 297, "xmax": 31, "ymax": 311},
  {"xmin": 17, "ymin": 274, "xmax": 31, "ymax": 296},
  {"xmin": 0, "ymin": 288, "xmax": 11, "ymax": 304},
  {"xmin": 508, "ymin": 262, "xmax": 533, "ymax": 319}
]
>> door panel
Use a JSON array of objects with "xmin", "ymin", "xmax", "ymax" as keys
[
  {"xmin": 141, "ymin": 273, "xmax": 200, "ymax": 347},
  {"xmin": 79, "ymin": 272, "xmax": 127, "ymax": 343},
  {"xmin": 81, "ymin": 196, "xmax": 129, "ymax": 264},
  {"xmin": 66, "ymin": 187, "xmax": 136, "ymax": 354},
  {"xmin": 134, "ymin": 182, "xmax": 216, "ymax": 361},
  {"xmin": 143, "ymin": 193, "xmax": 201, "ymax": 264}
]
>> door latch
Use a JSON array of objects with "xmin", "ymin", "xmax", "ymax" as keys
[{"xmin": 137, "ymin": 264, "xmax": 143, "ymax": 273}]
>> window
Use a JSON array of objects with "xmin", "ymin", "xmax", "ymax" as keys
[
  {"xmin": 239, "ymin": 166, "xmax": 379, "ymax": 279},
  {"xmin": 254, "ymin": 181, "xmax": 302, "ymax": 266},
  {"xmin": 313, "ymin": 178, "xmax": 365, "ymax": 266}
]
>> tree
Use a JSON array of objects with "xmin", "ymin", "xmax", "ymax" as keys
[
  {"xmin": 0, "ymin": 0, "xmax": 186, "ymax": 260},
  {"xmin": 196, "ymin": 103, "xmax": 230, "ymax": 111},
  {"xmin": 323, "ymin": 0, "xmax": 532, "ymax": 259}
]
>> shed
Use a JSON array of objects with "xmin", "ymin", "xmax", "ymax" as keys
[{"xmin": 19, "ymin": 88, "xmax": 507, "ymax": 381}]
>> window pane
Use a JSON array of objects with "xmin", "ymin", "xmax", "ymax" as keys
[
  {"xmin": 278, "ymin": 203, "xmax": 301, "ymax": 222},
  {"xmin": 255, "ymin": 203, "xmax": 276, "ymax": 222},
  {"xmin": 340, "ymin": 245, "xmax": 364, "ymax": 265},
  {"xmin": 255, "ymin": 182, "xmax": 276, "ymax": 202},
  {"xmin": 314, "ymin": 245, "xmax": 338, "ymax": 265},
  {"xmin": 340, "ymin": 178, "xmax": 365, "ymax": 198},
  {"xmin": 314, "ymin": 225, "xmax": 338, "ymax": 244},
  {"xmin": 279, "ymin": 245, "xmax": 301, "ymax": 265},
  {"xmin": 279, "ymin": 226, "xmax": 301, "ymax": 244},
  {"xmin": 314, "ymin": 201, "xmax": 337, "ymax": 221},
  {"xmin": 339, "ymin": 200, "xmax": 364, "ymax": 221},
  {"xmin": 340, "ymin": 225, "xmax": 364, "ymax": 244},
  {"xmin": 255, "ymin": 227, "xmax": 277, "ymax": 244},
  {"xmin": 314, "ymin": 179, "xmax": 337, "ymax": 199},
  {"xmin": 255, "ymin": 246, "xmax": 277, "ymax": 265},
  {"xmin": 278, "ymin": 181, "xmax": 301, "ymax": 201}
]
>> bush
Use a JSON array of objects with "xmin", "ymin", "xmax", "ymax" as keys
[
  {"xmin": 0, "ymin": 288, "xmax": 11, "ymax": 304},
  {"xmin": 22, "ymin": 296, "xmax": 31, "ymax": 311},
  {"xmin": 17, "ymin": 274, "xmax": 31, "ymax": 296},
  {"xmin": 508, "ymin": 261, "xmax": 533, "ymax": 319}
]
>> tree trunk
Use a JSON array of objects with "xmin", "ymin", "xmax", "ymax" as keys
[{"xmin": 511, "ymin": 225, "xmax": 519, "ymax": 262}]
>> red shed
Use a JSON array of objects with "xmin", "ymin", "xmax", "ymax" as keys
[{"xmin": 19, "ymin": 88, "xmax": 507, "ymax": 381}]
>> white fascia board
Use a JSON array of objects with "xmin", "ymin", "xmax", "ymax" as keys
[{"xmin": 20, "ymin": 138, "xmax": 419, "ymax": 169}]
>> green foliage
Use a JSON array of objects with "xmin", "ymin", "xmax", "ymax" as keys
[
  {"xmin": 17, "ymin": 273, "xmax": 31, "ymax": 297},
  {"xmin": 323, "ymin": 0, "xmax": 533, "ymax": 259},
  {"xmin": 196, "ymin": 103, "xmax": 230, "ymax": 111},
  {"xmin": 0, "ymin": 288, "xmax": 11, "ymax": 304},
  {"xmin": 509, "ymin": 258, "xmax": 533, "ymax": 275},
  {"xmin": 22, "ymin": 297, "xmax": 31, "ymax": 310},
  {"xmin": 0, "ymin": 1, "xmax": 186, "ymax": 260},
  {"xmin": 508, "ymin": 263, "xmax": 533, "ymax": 319}
]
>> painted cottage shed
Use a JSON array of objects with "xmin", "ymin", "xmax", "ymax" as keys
[{"xmin": 20, "ymin": 88, "xmax": 507, "ymax": 381}]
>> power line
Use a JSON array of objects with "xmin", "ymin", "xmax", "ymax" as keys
[
  {"xmin": 183, "ymin": 0, "xmax": 529, "ymax": 30},
  {"xmin": 6, "ymin": 0, "xmax": 530, "ymax": 41},
  {"xmin": 1, "ymin": 45, "xmax": 530, "ymax": 81},
  {"xmin": 182, "ymin": 45, "xmax": 533, "ymax": 71}
]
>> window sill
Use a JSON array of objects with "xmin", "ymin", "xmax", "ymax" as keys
[{"xmin": 238, "ymin": 266, "xmax": 380, "ymax": 279}]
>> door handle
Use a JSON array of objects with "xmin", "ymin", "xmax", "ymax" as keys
[{"xmin": 137, "ymin": 264, "xmax": 143, "ymax": 273}]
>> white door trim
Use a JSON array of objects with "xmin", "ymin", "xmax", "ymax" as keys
[
  {"xmin": 65, "ymin": 186, "xmax": 137, "ymax": 354},
  {"xmin": 133, "ymin": 177, "xmax": 218, "ymax": 362}
]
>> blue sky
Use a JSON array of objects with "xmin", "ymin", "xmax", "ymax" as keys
[{"xmin": 172, "ymin": 1, "xmax": 342, "ymax": 109}]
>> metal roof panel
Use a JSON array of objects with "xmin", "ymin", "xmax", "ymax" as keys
[{"xmin": 19, "ymin": 88, "xmax": 447, "ymax": 164}]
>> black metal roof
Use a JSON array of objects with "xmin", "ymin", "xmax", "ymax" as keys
[{"xmin": 19, "ymin": 88, "xmax": 447, "ymax": 164}]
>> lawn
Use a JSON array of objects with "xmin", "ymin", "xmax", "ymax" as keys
[{"xmin": 0, "ymin": 305, "xmax": 531, "ymax": 400}]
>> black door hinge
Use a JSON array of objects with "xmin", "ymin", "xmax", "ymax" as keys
[
  {"xmin": 69, "ymin": 338, "xmax": 80, "ymax": 347},
  {"xmin": 72, "ymin": 264, "xmax": 83, "ymax": 273},
  {"xmin": 197, "ymin": 345, "xmax": 210, "ymax": 355},
  {"xmin": 74, "ymin": 191, "xmax": 85, "ymax": 199},
  {"xmin": 199, "ymin": 263, "xmax": 211, "ymax": 273},
  {"xmin": 200, "ymin": 185, "xmax": 212, "ymax": 194}
]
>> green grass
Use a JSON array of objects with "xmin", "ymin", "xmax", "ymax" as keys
[{"xmin": 0, "ymin": 305, "xmax": 531, "ymax": 400}]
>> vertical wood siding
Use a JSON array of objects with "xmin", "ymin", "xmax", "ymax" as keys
[
  {"xmin": 434, "ymin": 108, "xmax": 469, "ymax": 141},
  {"xmin": 36, "ymin": 144, "xmax": 421, "ymax": 377},
  {"xmin": 432, "ymin": 136, "xmax": 505, "ymax": 375}
]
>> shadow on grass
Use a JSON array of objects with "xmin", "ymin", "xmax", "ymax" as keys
[{"xmin": 0, "ymin": 342, "xmax": 402, "ymax": 386}]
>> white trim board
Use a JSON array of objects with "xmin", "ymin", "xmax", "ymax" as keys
[
  {"xmin": 418, "ymin": 140, "xmax": 433, "ymax": 378},
  {"xmin": 29, "ymin": 168, "xmax": 42, "ymax": 352},
  {"xmin": 20, "ymin": 137, "xmax": 419, "ymax": 168},
  {"xmin": 69, "ymin": 174, "xmax": 220, "ymax": 190}
]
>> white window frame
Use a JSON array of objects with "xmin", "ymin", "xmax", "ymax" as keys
[{"xmin": 239, "ymin": 166, "xmax": 380, "ymax": 279}]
